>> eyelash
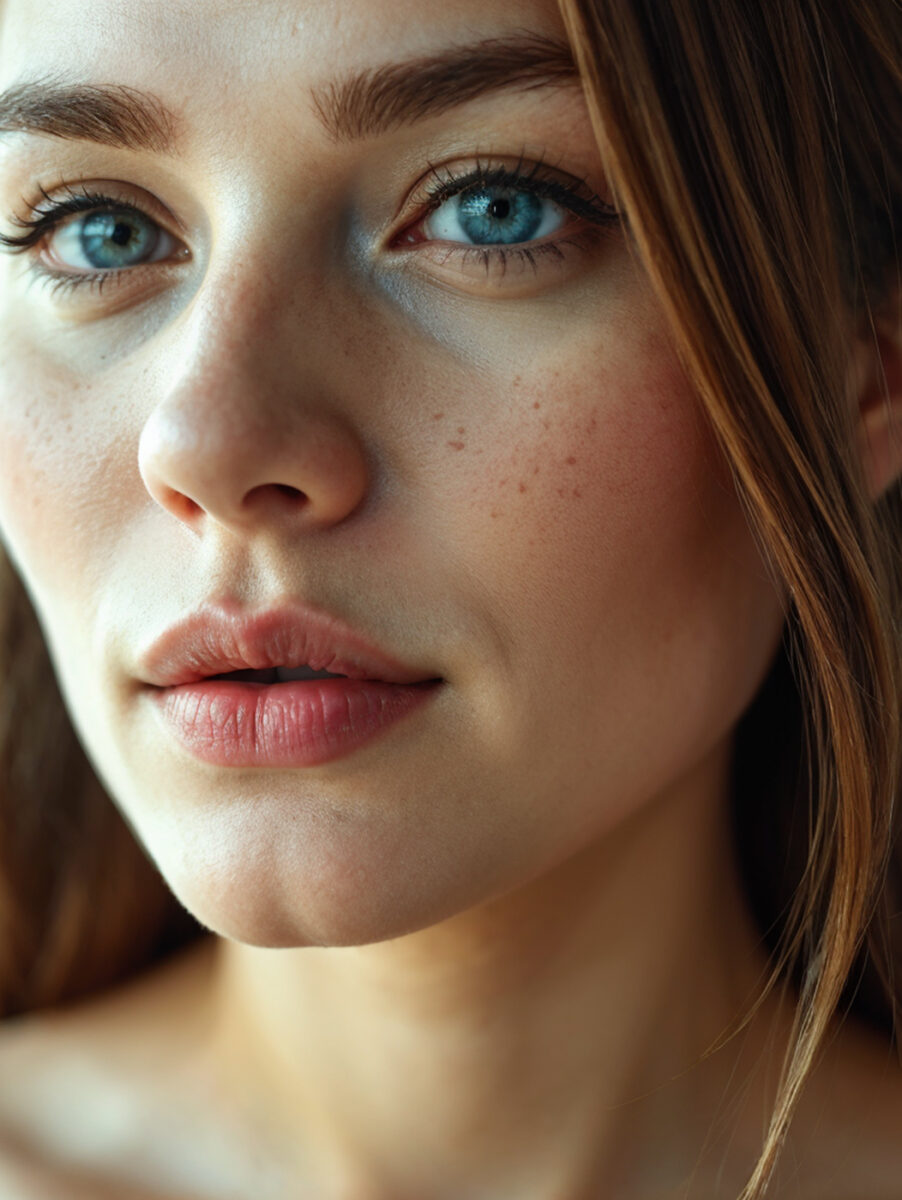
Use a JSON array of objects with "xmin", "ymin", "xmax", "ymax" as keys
[
  {"xmin": 0, "ymin": 183, "xmax": 161, "ymax": 298},
  {"xmin": 404, "ymin": 157, "xmax": 620, "ymax": 272},
  {"xmin": 0, "ymin": 160, "xmax": 620, "ymax": 299}
]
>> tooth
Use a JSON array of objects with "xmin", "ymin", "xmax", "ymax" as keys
[{"xmin": 275, "ymin": 665, "xmax": 344, "ymax": 681}]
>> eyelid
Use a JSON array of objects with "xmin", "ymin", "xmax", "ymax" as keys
[
  {"xmin": 0, "ymin": 179, "xmax": 188, "ymax": 255},
  {"xmin": 387, "ymin": 155, "xmax": 619, "ymax": 254},
  {"xmin": 400, "ymin": 155, "xmax": 615, "ymax": 221}
]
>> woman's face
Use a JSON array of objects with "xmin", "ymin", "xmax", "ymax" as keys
[{"xmin": 0, "ymin": 0, "xmax": 786, "ymax": 946}]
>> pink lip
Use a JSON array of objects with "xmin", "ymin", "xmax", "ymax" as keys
[
  {"xmin": 150, "ymin": 676, "xmax": 441, "ymax": 768},
  {"xmin": 138, "ymin": 601, "xmax": 443, "ymax": 768}
]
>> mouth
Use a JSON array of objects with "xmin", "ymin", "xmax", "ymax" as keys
[
  {"xmin": 150, "ymin": 665, "xmax": 442, "ymax": 768},
  {"xmin": 138, "ymin": 602, "xmax": 443, "ymax": 766},
  {"xmin": 207, "ymin": 665, "xmax": 352, "ymax": 684}
]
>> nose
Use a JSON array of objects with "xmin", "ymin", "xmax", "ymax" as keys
[{"xmin": 138, "ymin": 276, "xmax": 370, "ymax": 537}]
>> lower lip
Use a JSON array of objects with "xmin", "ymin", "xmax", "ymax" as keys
[{"xmin": 148, "ymin": 678, "xmax": 441, "ymax": 768}]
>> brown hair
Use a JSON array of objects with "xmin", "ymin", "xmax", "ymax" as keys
[
  {"xmin": 556, "ymin": 0, "xmax": 902, "ymax": 1195},
  {"xmin": 0, "ymin": 1, "xmax": 900, "ymax": 1197}
]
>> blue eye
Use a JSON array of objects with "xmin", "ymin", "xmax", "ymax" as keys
[
  {"xmin": 50, "ymin": 207, "xmax": 175, "ymax": 271},
  {"xmin": 424, "ymin": 185, "xmax": 566, "ymax": 247}
]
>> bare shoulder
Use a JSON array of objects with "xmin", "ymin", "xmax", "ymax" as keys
[{"xmin": 0, "ymin": 938, "xmax": 227, "ymax": 1199}]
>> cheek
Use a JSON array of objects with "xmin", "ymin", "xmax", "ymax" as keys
[
  {"xmin": 0, "ymin": 344, "xmax": 128, "ymax": 626},
  {"xmin": 433, "ymin": 331, "xmax": 731, "ymax": 601},
  {"xmin": 428, "ymin": 322, "xmax": 784, "ymax": 789}
]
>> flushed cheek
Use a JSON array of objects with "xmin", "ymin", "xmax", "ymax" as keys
[
  {"xmin": 436, "ymin": 337, "xmax": 782, "ymax": 737},
  {"xmin": 442, "ymin": 346, "xmax": 714, "ymax": 578}
]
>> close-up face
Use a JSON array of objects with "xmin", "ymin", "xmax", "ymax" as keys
[{"xmin": 0, "ymin": 0, "xmax": 787, "ymax": 948}]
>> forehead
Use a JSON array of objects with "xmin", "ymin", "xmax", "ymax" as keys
[{"xmin": 0, "ymin": 0, "xmax": 566, "ymax": 90}]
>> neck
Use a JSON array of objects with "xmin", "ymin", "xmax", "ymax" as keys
[{"xmin": 202, "ymin": 738, "xmax": 789, "ymax": 1198}]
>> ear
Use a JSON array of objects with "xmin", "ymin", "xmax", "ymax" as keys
[{"xmin": 854, "ymin": 300, "xmax": 902, "ymax": 502}]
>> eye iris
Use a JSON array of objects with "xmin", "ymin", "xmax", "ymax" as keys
[
  {"xmin": 457, "ymin": 187, "xmax": 543, "ymax": 245},
  {"xmin": 79, "ymin": 210, "xmax": 157, "ymax": 269}
]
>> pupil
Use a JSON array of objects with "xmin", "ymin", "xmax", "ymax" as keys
[
  {"xmin": 489, "ymin": 198, "xmax": 511, "ymax": 220},
  {"xmin": 110, "ymin": 222, "xmax": 134, "ymax": 247}
]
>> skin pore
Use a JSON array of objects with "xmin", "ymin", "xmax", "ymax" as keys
[{"xmin": 1, "ymin": 0, "xmax": 901, "ymax": 1197}]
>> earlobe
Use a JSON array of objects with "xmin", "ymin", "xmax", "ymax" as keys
[{"xmin": 854, "ymin": 311, "xmax": 902, "ymax": 502}]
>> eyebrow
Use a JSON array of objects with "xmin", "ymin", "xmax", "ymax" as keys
[
  {"xmin": 0, "ymin": 78, "xmax": 181, "ymax": 154},
  {"xmin": 0, "ymin": 33, "xmax": 578, "ymax": 156},
  {"xmin": 312, "ymin": 33, "xmax": 579, "ymax": 142}
]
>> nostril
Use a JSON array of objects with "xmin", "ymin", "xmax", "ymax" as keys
[{"xmin": 243, "ymin": 482, "xmax": 308, "ymax": 510}]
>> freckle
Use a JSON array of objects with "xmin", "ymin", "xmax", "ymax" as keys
[
  {"xmin": 557, "ymin": 488, "xmax": 566, "ymax": 498},
  {"xmin": 518, "ymin": 482, "xmax": 527, "ymax": 493},
  {"xmin": 573, "ymin": 488, "xmax": 582, "ymax": 498},
  {"xmin": 499, "ymin": 479, "xmax": 507, "ymax": 487},
  {"xmin": 491, "ymin": 510, "xmax": 500, "ymax": 519},
  {"xmin": 447, "ymin": 441, "xmax": 465, "ymax": 451},
  {"xmin": 513, "ymin": 376, "xmax": 522, "ymax": 387},
  {"xmin": 533, "ymin": 466, "xmax": 540, "ymax": 475},
  {"xmin": 432, "ymin": 412, "xmax": 445, "ymax": 420},
  {"xmin": 457, "ymin": 426, "xmax": 465, "ymax": 434},
  {"xmin": 542, "ymin": 420, "xmax": 550, "ymax": 430},
  {"xmin": 533, "ymin": 401, "xmax": 541, "ymax": 410},
  {"xmin": 566, "ymin": 456, "xmax": 577, "ymax": 465}
]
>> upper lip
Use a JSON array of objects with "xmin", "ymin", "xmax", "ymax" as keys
[{"xmin": 138, "ymin": 602, "xmax": 439, "ymax": 688}]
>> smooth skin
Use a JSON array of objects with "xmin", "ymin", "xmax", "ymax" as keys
[{"xmin": 0, "ymin": 1, "xmax": 901, "ymax": 1197}]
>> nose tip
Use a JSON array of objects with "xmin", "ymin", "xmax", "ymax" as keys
[{"xmin": 138, "ymin": 402, "xmax": 370, "ymax": 535}]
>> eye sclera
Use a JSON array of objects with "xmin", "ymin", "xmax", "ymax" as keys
[
  {"xmin": 0, "ymin": 178, "xmax": 192, "ymax": 298},
  {"xmin": 385, "ymin": 155, "xmax": 620, "ymax": 277},
  {"xmin": 47, "ymin": 208, "xmax": 180, "ymax": 275},
  {"xmin": 0, "ymin": 154, "xmax": 620, "ymax": 305}
]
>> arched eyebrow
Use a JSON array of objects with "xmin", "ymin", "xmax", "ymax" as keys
[
  {"xmin": 0, "ymin": 79, "xmax": 180, "ymax": 154},
  {"xmin": 312, "ymin": 33, "xmax": 578, "ymax": 142},
  {"xmin": 0, "ymin": 33, "xmax": 578, "ymax": 156}
]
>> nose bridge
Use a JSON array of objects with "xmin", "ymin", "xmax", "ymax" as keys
[
  {"xmin": 179, "ymin": 255, "xmax": 298, "ymax": 392},
  {"xmin": 138, "ymin": 254, "xmax": 370, "ymax": 535}
]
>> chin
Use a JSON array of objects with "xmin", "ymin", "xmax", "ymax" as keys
[{"xmin": 158, "ymin": 831, "xmax": 496, "ymax": 950}]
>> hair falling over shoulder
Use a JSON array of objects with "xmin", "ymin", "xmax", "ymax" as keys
[
  {"xmin": 555, "ymin": 0, "xmax": 902, "ymax": 1195},
  {"xmin": 0, "ymin": 2, "xmax": 899, "ymax": 1197}
]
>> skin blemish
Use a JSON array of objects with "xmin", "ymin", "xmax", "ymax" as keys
[
  {"xmin": 447, "ymin": 442, "xmax": 466, "ymax": 451},
  {"xmin": 533, "ymin": 402, "xmax": 541, "ymax": 410},
  {"xmin": 518, "ymin": 482, "xmax": 527, "ymax": 493},
  {"xmin": 573, "ymin": 488, "xmax": 583, "ymax": 498},
  {"xmin": 566, "ymin": 456, "xmax": 577, "ymax": 466},
  {"xmin": 432, "ymin": 413, "xmax": 445, "ymax": 420},
  {"xmin": 499, "ymin": 479, "xmax": 508, "ymax": 488},
  {"xmin": 457, "ymin": 427, "xmax": 466, "ymax": 435},
  {"xmin": 533, "ymin": 466, "xmax": 540, "ymax": 475}
]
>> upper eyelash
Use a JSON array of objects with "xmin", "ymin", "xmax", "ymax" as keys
[
  {"xmin": 416, "ymin": 155, "xmax": 621, "ymax": 229},
  {"xmin": 0, "ymin": 159, "xmax": 621, "ymax": 296},
  {"xmin": 0, "ymin": 183, "xmax": 149, "ymax": 253}
]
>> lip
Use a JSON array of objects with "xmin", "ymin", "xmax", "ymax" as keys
[
  {"xmin": 138, "ymin": 602, "xmax": 443, "ymax": 768},
  {"xmin": 138, "ymin": 602, "xmax": 438, "ymax": 688}
]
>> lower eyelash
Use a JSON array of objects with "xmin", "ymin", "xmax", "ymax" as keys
[
  {"xmin": 460, "ymin": 240, "xmax": 565, "ymax": 275},
  {"xmin": 36, "ymin": 267, "xmax": 127, "ymax": 300},
  {"xmin": 426, "ymin": 234, "xmax": 594, "ymax": 280}
]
